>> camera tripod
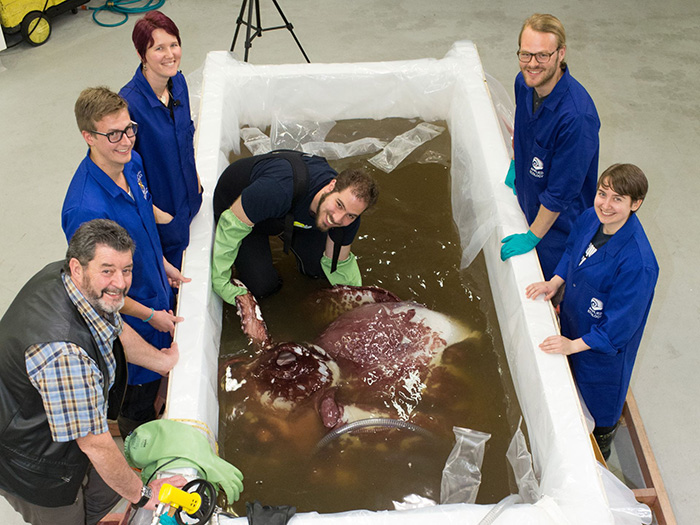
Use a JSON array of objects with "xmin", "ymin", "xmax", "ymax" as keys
[{"xmin": 230, "ymin": 0, "xmax": 310, "ymax": 63}]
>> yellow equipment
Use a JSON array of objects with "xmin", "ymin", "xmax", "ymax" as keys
[
  {"xmin": 152, "ymin": 479, "xmax": 219, "ymax": 525},
  {"xmin": 158, "ymin": 483, "xmax": 203, "ymax": 516},
  {"xmin": 0, "ymin": 0, "xmax": 89, "ymax": 46}
]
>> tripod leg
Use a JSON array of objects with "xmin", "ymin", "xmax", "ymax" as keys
[
  {"xmin": 255, "ymin": 0, "xmax": 262, "ymax": 39},
  {"xmin": 230, "ymin": 0, "xmax": 249, "ymax": 52},
  {"xmin": 244, "ymin": 0, "xmax": 256, "ymax": 61},
  {"xmin": 270, "ymin": 0, "xmax": 310, "ymax": 63}
]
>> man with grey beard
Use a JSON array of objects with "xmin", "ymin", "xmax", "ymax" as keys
[{"xmin": 0, "ymin": 219, "xmax": 184, "ymax": 525}]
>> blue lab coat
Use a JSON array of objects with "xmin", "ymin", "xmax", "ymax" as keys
[
  {"xmin": 120, "ymin": 67, "xmax": 202, "ymax": 270},
  {"xmin": 514, "ymin": 66, "xmax": 600, "ymax": 279},
  {"xmin": 62, "ymin": 151, "xmax": 173, "ymax": 385},
  {"xmin": 554, "ymin": 208, "xmax": 658, "ymax": 426}
]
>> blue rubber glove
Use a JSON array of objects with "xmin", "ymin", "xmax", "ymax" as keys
[
  {"xmin": 504, "ymin": 159, "xmax": 516, "ymax": 195},
  {"xmin": 500, "ymin": 230, "xmax": 541, "ymax": 261}
]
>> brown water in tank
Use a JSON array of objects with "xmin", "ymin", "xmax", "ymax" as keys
[{"xmin": 218, "ymin": 119, "xmax": 523, "ymax": 515}]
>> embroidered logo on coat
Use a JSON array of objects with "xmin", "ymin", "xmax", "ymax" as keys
[
  {"xmin": 588, "ymin": 297, "xmax": 604, "ymax": 319},
  {"xmin": 136, "ymin": 171, "xmax": 149, "ymax": 200},
  {"xmin": 529, "ymin": 157, "xmax": 544, "ymax": 178}
]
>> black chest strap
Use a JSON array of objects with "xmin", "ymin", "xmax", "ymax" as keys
[
  {"xmin": 253, "ymin": 150, "xmax": 342, "ymax": 270},
  {"xmin": 259, "ymin": 150, "xmax": 309, "ymax": 254},
  {"xmin": 331, "ymin": 231, "xmax": 342, "ymax": 273}
]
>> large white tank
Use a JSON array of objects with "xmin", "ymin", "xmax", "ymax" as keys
[{"xmin": 164, "ymin": 42, "xmax": 633, "ymax": 525}]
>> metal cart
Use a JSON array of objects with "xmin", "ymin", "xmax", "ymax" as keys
[{"xmin": 0, "ymin": 0, "xmax": 89, "ymax": 46}]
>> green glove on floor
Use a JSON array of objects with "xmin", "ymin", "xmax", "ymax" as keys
[
  {"xmin": 500, "ymin": 230, "xmax": 541, "ymax": 261},
  {"xmin": 321, "ymin": 253, "xmax": 362, "ymax": 286},
  {"xmin": 124, "ymin": 419, "xmax": 244, "ymax": 503},
  {"xmin": 211, "ymin": 209, "xmax": 252, "ymax": 304},
  {"xmin": 504, "ymin": 158, "xmax": 517, "ymax": 195}
]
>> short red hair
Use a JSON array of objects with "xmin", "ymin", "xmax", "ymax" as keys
[{"xmin": 132, "ymin": 11, "xmax": 181, "ymax": 61}]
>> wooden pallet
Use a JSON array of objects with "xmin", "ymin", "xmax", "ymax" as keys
[{"xmin": 621, "ymin": 390, "xmax": 677, "ymax": 525}]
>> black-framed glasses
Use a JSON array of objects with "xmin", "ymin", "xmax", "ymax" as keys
[
  {"xmin": 90, "ymin": 122, "xmax": 138, "ymax": 143},
  {"xmin": 516, "ymin": 49, "xmax": 559, "ymax": 64}
]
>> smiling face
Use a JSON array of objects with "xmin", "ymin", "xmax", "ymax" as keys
[
  {"xmin": 70, "ymin": 245, "xmax": 133, "ymax": 316},
  {"xmin": 518, "ymin": 26, "xmax": 566, "ymax": 96},
  {"xmin": 82, "ymin": 108, "xmax": 134, "ymax": 175},
  {"xmin": 143, "ymin": 28, "xmax": 181, "ymax": 80},
  {"xmin": 594, "ymin": 183, "xmax": 643, "ymax": 235},
  {"xmin": 314, "ymin": 180, "xmax": 368, "ymax": 232}
]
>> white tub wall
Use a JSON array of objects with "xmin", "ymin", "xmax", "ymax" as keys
[
  {"xmin": 168, "ymin": 42, "xmax": 614, "ymax": 524},
  {"xmin": 220, "ymin": 498, "xmax": 572, "ymax": 525},
  {"xmin": 162, "ymin": 59, "xmax": 227, "ymax": 447}
]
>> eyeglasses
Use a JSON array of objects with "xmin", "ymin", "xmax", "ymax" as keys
[
  {"xmin": 516, "ymin": 49, "xmax": 559, "ymax": 64},
  {"xmin": 90, "ymin": 122, "xmax": 138, "ymax": 143}
]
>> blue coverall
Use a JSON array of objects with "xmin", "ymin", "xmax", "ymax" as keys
[
  {"xmin": 62, "ymin": 151, "xmax": 173, "ymax": 386},
  {"xmin": 513, "ymin": 66, "xmax": 600, "ymax": 279},
  {"xmin": 120, "ymin": 67, "xmax": 202, "ymax": 270},
  {"xmin": 555, "ymin": 208, "xmax": 658, "ymax": 426}
]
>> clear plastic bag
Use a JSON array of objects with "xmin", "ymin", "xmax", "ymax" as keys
[
  {"xmin": 369, "ymin": 122, "xmax": 445, "ymax": 173},
  {"xmin": 302, "ymin": 137, "xmax": 387, "ymax": 160},
  {"xmin": 271, "ymin": 118, "xmax": 335, "ymax": 151},
  {"xmin": 440, "ymin": 426, "xmax": 491, "ymax": 504},
  {"xmin": 241, "ymin": 127, "xmax": 272, "ymax": 155}
]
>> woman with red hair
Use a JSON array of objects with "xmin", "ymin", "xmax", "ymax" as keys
[{"xmin": 120, "ymin": 11, "xmax": 202, "ymax": 271}]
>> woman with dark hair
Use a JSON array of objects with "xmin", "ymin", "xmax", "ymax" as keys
[
  {"xmin": 525, "ymin": 163, "xmax": 659, "ymax": 459},
  {"xmin": 120, "ymin": 10, "xmax": 202, "ymax": 270}
]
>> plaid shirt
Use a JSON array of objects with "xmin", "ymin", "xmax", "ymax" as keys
[{"xmin": 25, "ymin": 272, "xmax": 122, "ymax": 442}]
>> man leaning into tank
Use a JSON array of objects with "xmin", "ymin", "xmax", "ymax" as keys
[
  {"xmin": 0, "ymin": 219, "xmax": 185, "ymax": 525},
  {"xmin": 211, "ymin": 151, "xmax": 379, "ymax": 303}
]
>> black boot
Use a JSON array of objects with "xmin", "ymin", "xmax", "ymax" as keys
[{"xmin": 593, "ymin": 421, "xmax": 620, "ymax": 461}]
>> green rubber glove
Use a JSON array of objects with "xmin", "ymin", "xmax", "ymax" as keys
[
  {"xmin": 124, "ymin": 419, "xmax": 244, "ymax": 504},
  {"xmin": 320, "ymin": 252, "xmax": 362, "ymax": 286},
  {"xmin": 504, "ymin": 159, "xmax": 516, "ymax": 195},
  {"xmin": 211, "ymin": 209, "xmax": 252, "ymax": 304},
  {"xmin": 500, "ymin": 230, "xmax": 541, "ymax": 261}
]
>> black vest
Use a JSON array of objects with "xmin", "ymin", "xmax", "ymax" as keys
[
  {"xmin": 227, "ymin": 150, "xmax": 344, "ymax": 271},
  {"xmin": 0, "ymin": 261, "xmax": 127, "ymax": 507}
]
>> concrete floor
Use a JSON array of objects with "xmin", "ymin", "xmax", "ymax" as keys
[{"xmin": 1, "ymin": 1, "xmax": 698, "ymax": 523}]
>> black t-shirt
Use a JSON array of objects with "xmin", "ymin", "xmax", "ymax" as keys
[
  {"xmin": 532, "ymin": 90, "xmax": 547, "ymax": 114},
  {"xmin": 241, "ymin": 155, "xmax": 361, "ymax": 246},
  {"xmin": 578, "ymin": 224, "xmax": 612, "ymax": 266}
]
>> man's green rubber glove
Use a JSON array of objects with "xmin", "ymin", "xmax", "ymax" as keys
[
  {"xmin": 500, "ymin": 230, "xmax": 541, "ymax": 261},
  {"xmin": 211, "ymin": 209, "xmax": 252, "ymax": 304},
  {"xmin": 504, "ymin": 159, "xmax": 516, "ymax": 195},
  {"xmin": 321, "ymin": 253, "xmax": 362, "ymax": 286},
  {"xmin": 124, "ymin": 419, "xmax": 244, "ymax": 503}
]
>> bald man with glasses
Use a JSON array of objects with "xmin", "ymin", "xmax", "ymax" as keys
[{"xmin": 501, "ymin": 13, "xmax": 601, "ymax": 282}]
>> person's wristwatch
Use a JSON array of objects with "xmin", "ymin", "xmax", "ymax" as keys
[{"xmin": 135, "ymin": 484, "xmax": 152, "ymax": 508}]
